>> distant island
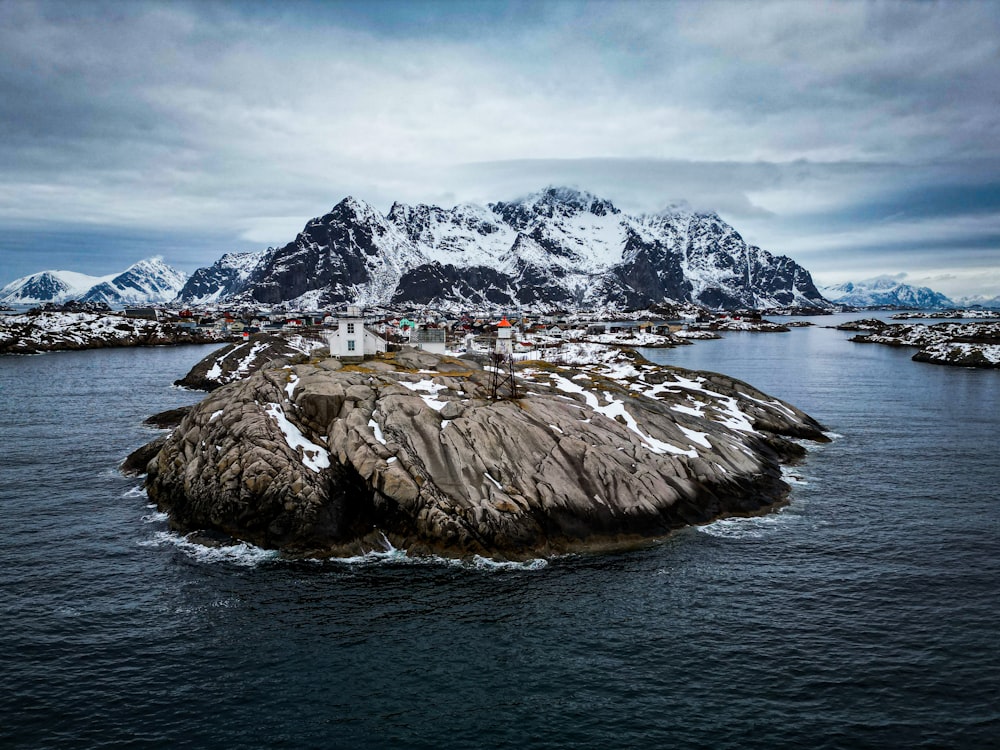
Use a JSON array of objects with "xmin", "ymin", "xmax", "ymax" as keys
[{"xmin": 840, "ymin": 319, "xmax": 1000, "ymax": 368}]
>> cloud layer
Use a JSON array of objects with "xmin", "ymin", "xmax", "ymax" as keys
[{"xmin": 1, "ymin": 0, "xmax": 999, "ymax": 295}]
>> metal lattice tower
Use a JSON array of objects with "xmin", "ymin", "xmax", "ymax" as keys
[{"xmin": 488, "ymin": 349, "xmax": 518, "ymax": 401}]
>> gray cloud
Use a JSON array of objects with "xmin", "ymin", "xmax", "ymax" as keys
[{"xmin": 0, "ymin": 0, "xmax": 998, "ymax": 296}]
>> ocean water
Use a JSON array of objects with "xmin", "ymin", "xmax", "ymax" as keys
[{"xmin": 2, "ymin": 319, "xmax": 998, "ymax": 749}]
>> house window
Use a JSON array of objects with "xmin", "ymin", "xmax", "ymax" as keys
[
  {"xmin": 347, "ymin": 340, "xmax": 356, "ymax": 352},
  {"xmin": 347, "ymin": 323, "xmax": 355, "ymax": 334}
]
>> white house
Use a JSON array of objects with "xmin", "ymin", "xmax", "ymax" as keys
[{"xmin": 326, "ymin": 306, "xmax": 387, "ymax": 361}]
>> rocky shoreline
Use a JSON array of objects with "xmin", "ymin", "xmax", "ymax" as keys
[
  {"xmin": 842, "ymin": 319, "xmax": 1000, "ymax": 368},
  {"xmin": 0, "ymin": 310, "xmax": 231, "ymax": 354},
  {"xmin": 135, "ymin": 345, "xmax": 828, "ymax": 561},
  {"xmin": 173, "ymin": 333, "xmax": 328, "ymax": 390}
]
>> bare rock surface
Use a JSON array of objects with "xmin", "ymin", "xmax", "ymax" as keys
[
  {"xmin": 174, "ymin": 332, "xmax": 328, "ymax": 390},
  {"xmin": 144, "ymin": 347, "xmax": 827, "ymax": 560}
]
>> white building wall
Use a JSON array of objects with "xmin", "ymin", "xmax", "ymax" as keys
[{"xmin": 326, "ymin": 317, "xmax": 387, "ymax": 359}]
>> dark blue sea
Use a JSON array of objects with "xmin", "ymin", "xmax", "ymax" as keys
[{"xmin": 2, "ymin": 316, "xmax": 999, "ymax": 749}]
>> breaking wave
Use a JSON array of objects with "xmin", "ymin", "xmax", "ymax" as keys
[
  {"xmin": 781, "ymin": 466, "xmax": 810, "ymax": 486},
  {"xmin": 322, "ymin": 536, "xmax": 549, "ymax": 571},
  {"xmin": 137, "ymin": 527, "xmax": 548, "ymax": 571},
  {"xmin": 696, "ymin": 511, "xmax": 797, "ymax": 540},
  {"xmin": 138, "ymin": 530, "xmax": 280, "ymax": 567}
]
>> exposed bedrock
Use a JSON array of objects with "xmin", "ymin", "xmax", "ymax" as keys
[{"xmin": 144, "ymin": 348, "xmax": 827, "ymax": 560}]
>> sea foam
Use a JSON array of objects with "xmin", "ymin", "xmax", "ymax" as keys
[
  {"xmin": 696, "ymin": 512, "xmax": 795, "ymax": 540},
  {"xmin": 138, "ymin": 530, "xmax": 280, "ymax": 567}
]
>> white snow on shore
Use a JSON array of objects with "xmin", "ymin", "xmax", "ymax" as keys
[
  {"xmin": 399, "ymin": 378, "xmax": 450, "ymax": 411},
  {"xmin": 263, "ymin": 403, "xmax": 330, "ymax": 472},
  {"xmin": 368, "ymin": 418, "xmax": 387, "ymax": 445}
]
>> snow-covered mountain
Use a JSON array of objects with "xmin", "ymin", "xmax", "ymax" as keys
[
  {"xmin": 955, "ymin": 294, "xmax": 1000, "ymax": 310},
  {"xmin": 819, "ymin": 277, "xmax": 956, "ymax": 309},
  {"xmin": 174, "ymin": 251, "xmax": 268, "ymax": 305},
  {"xmin": 0, "ymin": 269, "xmax": 104, "ymax": 305},
  {"xmin": 179, "ymin": 187, "xmax": 828, "ymax": 311},
  {"xmin": 0, "ymin": 258, "xmax": 188, "ymax": 306}
]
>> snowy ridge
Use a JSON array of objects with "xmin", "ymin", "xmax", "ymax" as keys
[
  {"xmin": 0, "ymin": 269, "xmax": 112, "ymax": 304},
  {"xmin": 1, "ymin": 258, "xmax": 188, "ymax": 306},
  {"xmin": 177, "ymin": 250, "xmax": 270, "ymax": 304},
  {"xmin": 182, "ymin": 186, "xmax": 830, "ymax": 311},
  {"xmin": 820, "ymin": 276, "xmax": 956, "ymax": 309},
  {"xmin": 955, "ymin": 294, "xmax": 1000, "ymax": 309}
]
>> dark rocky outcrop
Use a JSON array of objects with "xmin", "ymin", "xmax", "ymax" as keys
[
  {"xmin": 142, "ymin": 348, "xmax": 827, "ymax": 560},
  {"xmin": 391, "ymin": 263, "xmax": 516, "ymax": 307},
  {"xmin": 144, "ymin": 406, "xmax": 193, "ymax": 429},
  {"xmin": 122, "ymin": 435, "xmax": 168, "ymax": 476},
  {"xmin": 174, "ymin": 333, "xmax": 327, "ymax": 391}
]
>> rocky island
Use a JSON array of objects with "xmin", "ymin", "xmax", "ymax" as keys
[
  {"xmin": 845, "ymin": 319, "xmax": 1000, "ymax": 368},
  {"xmin": 138, "ymin": 345, "xmax": 828, "ymax": 560}
]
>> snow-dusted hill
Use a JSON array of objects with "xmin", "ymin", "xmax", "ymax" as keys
[
  {"xmin": 820, "ymin": 277, "xmax": 956, "ymax": 309},
  {"xmin": 1, "ymin": 258, "xmax": 188, "ymax": 306},
  {"xmin": 178, "ymin": 187, "xmax": 829, "ymax": 311}
]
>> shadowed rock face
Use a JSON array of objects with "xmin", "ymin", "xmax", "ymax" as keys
[{"xmin": 145, "ymin": 348, "xmax": 827, "ymax": 560}]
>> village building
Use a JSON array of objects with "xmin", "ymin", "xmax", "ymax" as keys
[
  {"xmin": 326, "ymin": 305, "xmax": 388, "ymax": 361},
  {"xmin": 409, "ymin": 325, "xmax": 447, "ymax": 355},
  {"xmin": 124, "ymin": 307, "xmax": 159, "ymax": 321}
]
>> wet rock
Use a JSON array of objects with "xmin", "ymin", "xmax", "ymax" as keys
[
  {"xmin": 143, "ymin": 406, "xmax": 193, "ymax": 429},
  {"xmin": 121, "ymin": 435, "xmax": 168, "ymax": 476}
]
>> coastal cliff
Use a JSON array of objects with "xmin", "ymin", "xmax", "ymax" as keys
[{"xmin": 144, "ymin": 347, "xmax": 827, "ymax": 560}]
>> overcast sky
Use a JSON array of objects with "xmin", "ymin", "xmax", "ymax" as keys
[{"xmin": 2, "ymin": 0, "xmax": 999, "ymax": 297}]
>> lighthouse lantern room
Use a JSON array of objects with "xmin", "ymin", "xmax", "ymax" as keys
[{"xmin": 495, "ymin": 316, "xmax": 513, "ymax": 355}]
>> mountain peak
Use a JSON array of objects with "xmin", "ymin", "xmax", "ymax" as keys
[
  {"xmin": 1, "ymin": 257, "xmax": 187, "ymax": 306},
  {"xmin": 175, "ymin": 186, "xmax": 829, "ymax": 311},
  {"xmin": 331, "ymin": 195, "xmax": 382, "ymax": 218},
  {"xmin": 515, "ymin": 186, "xmax": 620, "ymax": 217},
  {"xmin": 819, "ymin": 276, "xmax": 955, "ymax": 309},
  {"xmin": 657, "ymin": 200, "xmax": 693, "ymax": 217}
]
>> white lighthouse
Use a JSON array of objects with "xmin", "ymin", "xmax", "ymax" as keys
[{"xmin": 495, "ymin": 316, "xmax": 513, "ymax": 355}]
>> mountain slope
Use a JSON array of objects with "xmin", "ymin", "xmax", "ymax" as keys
[
  {"xmin": 175, "ymin": 251, "xmax": 270, "ymax": 305},
  {"xmin": 0, "ymin": 270, "xmax": 108, "ymax": 305},
  {"xmin": 81, "ymin": 258, "xmax": 188, "ymax": 306},
  {"xmin": 955, "ymin": 294, "xmax": 1000, "ymax": 310},
  {"xmin": 186, "ymin": 187, "xmax": 829, "ymax": 311},
  {"xmin": 819, "ymin": 277, "xmax": 956, "ymax": 309},
  {"xmin": 1, "ymin": 259, "xmax": 187, "ymax": 306}
]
